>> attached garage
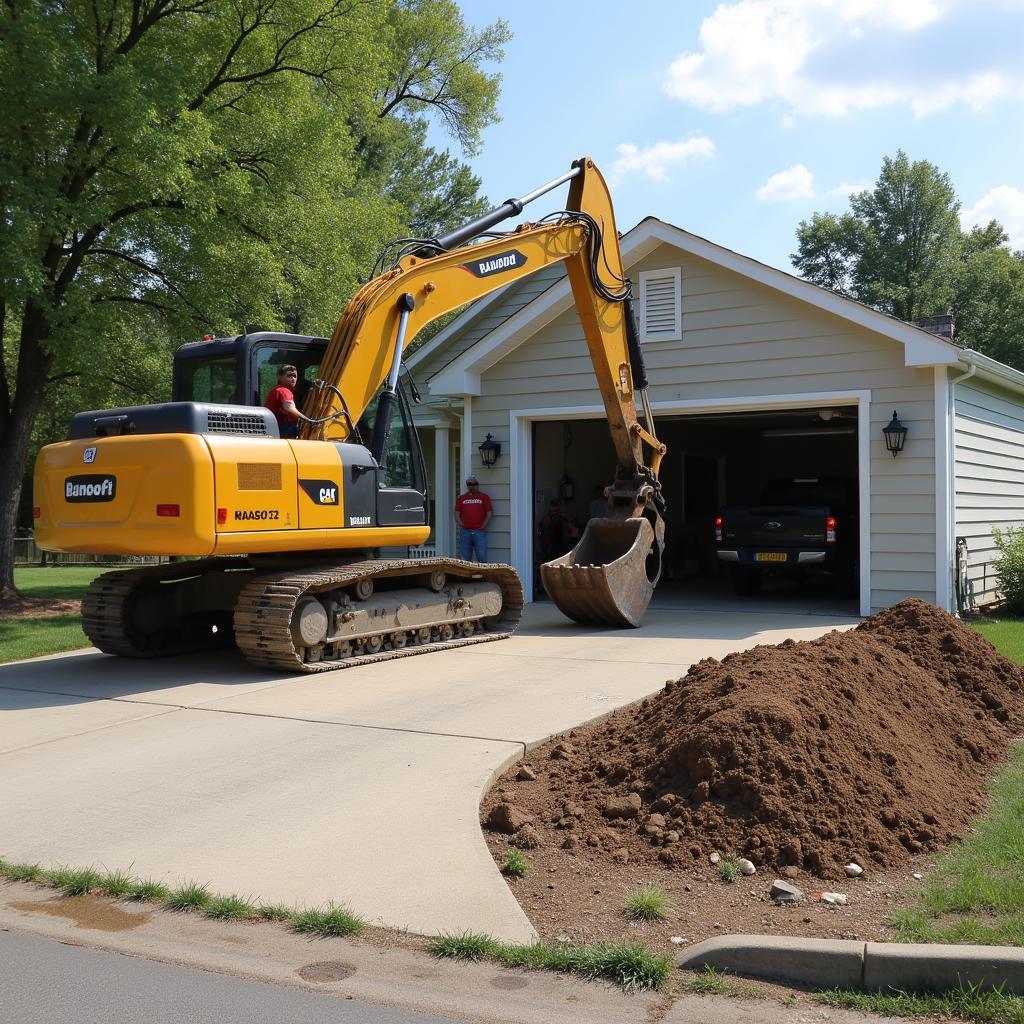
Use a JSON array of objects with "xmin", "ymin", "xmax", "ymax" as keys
[{"xmin": 408, "ymin": 218, "xmax": 1024, "ymax": 618}]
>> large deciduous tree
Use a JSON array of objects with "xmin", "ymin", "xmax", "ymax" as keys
[
  {"xmin": 0, "ymin": 0, "xmax": 509, "ymax": 592},
  {"xmin": 792, "ymin": 151, "xmax": 1024, "ymax": 367}
]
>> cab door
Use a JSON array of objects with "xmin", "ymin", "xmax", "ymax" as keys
[{"xmin": 372, "ymin": 384, "xmax": 428, "ymax": 527}]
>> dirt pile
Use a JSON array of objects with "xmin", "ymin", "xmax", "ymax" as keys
[{"xmin": 484, "ymin": 601, "xmax": 1024, "ymax": 878}]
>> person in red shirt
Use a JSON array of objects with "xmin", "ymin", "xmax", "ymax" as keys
[
  {"xmin": 454, "ymin": 475, "xmax": 493, "ymax": 562},
  {"xmin": 265, "ymin": 364, "xmax": 311, "ymax": 438}
]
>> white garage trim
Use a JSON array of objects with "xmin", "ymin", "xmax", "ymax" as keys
[
  {"xmin": 934, "ymin": 367, "xmax": 953, "ymax": 613},
  {"xmin": 511, "ymin": 389, "xmax": 872, "ymax": 617}
]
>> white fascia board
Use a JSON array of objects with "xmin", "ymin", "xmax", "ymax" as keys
[
  {"xmin": 428, "ymin": 369, "xmax": 480, "ymax": 398},
  {"xmin": 958, "ymin": 349, "xmax": 1024, "ymax": 397}
]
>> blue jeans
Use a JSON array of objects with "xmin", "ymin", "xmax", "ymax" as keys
[{"xmin": 459, "ymin": 528, "xmax": 487, "ymax": 562}]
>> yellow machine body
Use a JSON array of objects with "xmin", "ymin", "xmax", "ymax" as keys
[{"xmin": 34, "ymin": 434, "xmax": 428, "ymax": 557}]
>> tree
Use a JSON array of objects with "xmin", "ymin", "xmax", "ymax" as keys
[
  {"xmin": 0, "ymin": 0, "xmax": 509, "ymax": 593},
  {"xmin": 792, "ymin": 151, "xmax": 1024, "ymax": 366}
]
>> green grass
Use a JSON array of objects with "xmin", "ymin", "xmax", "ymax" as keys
[
  {"xmin": 255, "ymin": 904, "xmax": 292, "ymax": 922},
  {"xmin": 974, "ymin": 618, "xmax": 1024, "ymax": 665},
  {"xmin": 204, "ymin": 893, "xmax": 257, "ymax": 921},
  {"xmin": 127, "ymin": 878, "xmax": 170, "ymax": 902},
  {"xmin": 680, "ymin": 965, "xmax": 769, "ymax": 999},
  {"xmin": 12, "ymin": 566, "xmax": 112, "ymax": 600},
  {"xmin": 0, "ymin": 615, "xmax": 90, "ymax": 662},
  {"xmin": 428, "ymin": 932, "xmax": 672, "ymax": 992},
  {"xmin": 624, "ymin": 883, "xmax": 672, "ymax": 921},
  {"xmin": 0, "ymin": 860, "xmax": 45, "ymax": 883},
  {"xmin": 717, "ymin": 857, "xmax": 739, "ymax": 884},
  {"xmin": 503, "ymin": 849, "xmax": 529, "ymax": 878},
  {"xmin": 97, "ymin": 869, "xmax": 137, "ymax": 898},
  {"xmin": 166, "ymin": 881, "xmax": 211, "ymax": 913},
  {"xmin": 289, "ymin": 903, "xmax": 365, "ymax": 937},
  {"xmin": 819, "ymin": 982, "xmax": 1024, "ymax": 1024},
  {"xmin": 46, "ymin": 866, "xmax": 102, "ymax": 896}
]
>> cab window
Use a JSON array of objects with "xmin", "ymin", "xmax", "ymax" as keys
[
  {"xmin": 254, "ymin": 347, "xmax": 322, "ymax": 407},
  {"xmin": 177, "ymin": 356, "xmax": 238, "ymax": 404}
]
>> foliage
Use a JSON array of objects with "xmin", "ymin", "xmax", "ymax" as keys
[
  {"xmin": 0, "ymin": 860, "xmax": 44, "ymax": 882},
  {"xmin": 992, "ymin": 527, "xmax": 1024, "ymax": 615},
  {"xmin": 819, "ymin": 982, "xmax": 1024, "ymax": 1024},
  {"xmin": 623, "ymin": 883, "xmax": 672, "ymax": 921},
  {"xmin": 680, "ymin": 965, "xmax": 768, "ymax": 999},
  {"xmin": 46, "ymin": 866, "xmax": 103, "ymax": 896},
  {"xmin": 98, "ymin": 869, "xmax": 137, "ymax": 898},
  {"xmin": 793, "ymin": 151, "xmax": 1024, "ymax": 368},
  {"xmin": 166, "ymin": 881, "xmax": 211, "ymax": 913},
  {"xmin": 289, "ymin": 902, "xmax": 365, "ymax": 937},
  {"xmin": 717, "ymin": 856, "xmax": 739, "ymax": 883},
  {"xmin": 502, "ymin": 849, "xmax": 529, "ymax": 877},
  {"xmin": 0, "ymin": 0, "xmax": 510, "ymax": 588},
  {"xmin": 204, "ymin": 893, "xmax": 257, "ymax": 920},
  {"xmin": 427, "ymin": 931, "xmax": 502, "ymax": 961}
]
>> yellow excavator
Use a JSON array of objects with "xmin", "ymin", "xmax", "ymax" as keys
[{"xmin": 33, "ymin": 158, "xmax": 667, "ymax": 674}]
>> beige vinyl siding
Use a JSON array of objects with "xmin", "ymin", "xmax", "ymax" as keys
[
  {"xmin": 954, "ymin": 377, "xmax": 1024, "ymax": 606},
  {"xmin": 473, "ymin": 242, "xmax": 938, "ymax": 612}
]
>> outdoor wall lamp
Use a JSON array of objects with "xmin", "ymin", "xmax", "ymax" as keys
[
  {"xmin": 559, "ymin": 473, "xmax": 576, "ymax": 501},
  {"xmin": 478, "ymin": 433, "xmax": 501, "ymax": 467},
  {"xmin": 883, "ymin": 410, "xmax": 908, "ymax": 457}
]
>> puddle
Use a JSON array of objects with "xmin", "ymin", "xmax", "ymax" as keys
[
  {"xmin": 11, "ymin": 895, "xmax": 151, "ymax": 932},
  {"xmin": 296, "ymin": 961, "xmax": 355, "ymax": 983}
]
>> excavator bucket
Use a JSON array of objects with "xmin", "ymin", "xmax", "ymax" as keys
[{"xmin": 540, "ymin": 514, "xmax": 665, "ymax": 627}]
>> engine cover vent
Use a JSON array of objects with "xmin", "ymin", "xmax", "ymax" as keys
[{"xmin": 206, "ymin": 410, "xmax": 270, "ymax": 436}]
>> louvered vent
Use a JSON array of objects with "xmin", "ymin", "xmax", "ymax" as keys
[
  {"xmin": 237, "ymin": 463, "xmax": 282, "ymax": 490},
  {"xmin": 640, "ymin": 268, "xmax": 681, "ymax": 341},
  {"xmin": 206, "ymin": 410, "xmax": 270, "ymax": 436}
]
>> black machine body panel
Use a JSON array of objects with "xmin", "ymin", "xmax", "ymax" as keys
[
  {"xmin": 67, "ymin": 403, "xmax": 280, "ymax": 440},
  {"xmin": 335, "ymin": 443, "xmax": 379, "ymax": 528}
]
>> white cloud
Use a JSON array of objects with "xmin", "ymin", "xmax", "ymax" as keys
[
  {"xmin": 610, "ymin": 137, "xmax": 716, "ymax": 183},
  {"xmin": 826, "ymin": 179, "xmax": 872, "ymax": 197},
  {"xmin": 961, "ymin": 185, "xmax": 1024, "ymax": 250},
  {"xmin": 757, "ymin": 164, "xmax": 816, "ymax": 202},
  {"xmin": 662, "ymin": 0, "xmax": 1024, "ymax": 117}
]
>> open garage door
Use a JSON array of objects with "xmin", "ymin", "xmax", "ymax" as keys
[{"xmin": 531, "ymin": 405, "xmax": 859, "ymax": 611}]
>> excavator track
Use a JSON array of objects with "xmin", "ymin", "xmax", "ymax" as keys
[
  {"xmin": 81, "ymin": 558, "xmax": 249, "ymax": 658},
  {"xmin": 233, "ymin": 558, "xmax": 523, "ymax": 673},
  {"xmin": 81, "ymin": 557, "xmax": 523, "ymax": 673}
]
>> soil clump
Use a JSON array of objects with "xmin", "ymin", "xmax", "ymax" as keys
[{"xmin": 483, "ymin": 600, "xmax": 1023, "ymax": 882}]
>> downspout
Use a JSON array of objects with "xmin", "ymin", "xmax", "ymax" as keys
[{"xmin": 948, "ymin": 360, "xmax": 977, "ymax": 614}]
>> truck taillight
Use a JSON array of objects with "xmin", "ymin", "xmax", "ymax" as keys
[
  {"xmin": 715, "ymin": 515, "xmax": 723, "ymax": 543},
  {"xmin": 825, "ymin": 515, "xmax": 837, "ymax": 544},
  {"xmin": 156, "ymin": 504, "xmax": 180, "ymax": 517}
]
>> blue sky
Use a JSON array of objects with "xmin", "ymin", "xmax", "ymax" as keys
[{"xmin": 437, "ymin": 0, "xmax": 1024, "ymax": 272}]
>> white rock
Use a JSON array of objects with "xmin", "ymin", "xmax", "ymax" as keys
[
  {"xmin": 912, "ymin": 872, "xmax": 923, "ymax": 880},
  {"xmin": 670, "ymin": 936, "xmax": 687, "ymax": 945},
  {"xmin": 709, "ymin": 852, "xmax": 721, "ymax": 864},
  {"xmin": 844, "ymin": 863, "xmax": 864, "ymax": 878},
  {"xmin": 737, "ymin": 858, "xmax": 757, "ymax": 876},
  {"xmin": 820, "ymin": 891, "xmax": 848, "ymax": 905}
]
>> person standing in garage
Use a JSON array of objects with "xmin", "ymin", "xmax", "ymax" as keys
[{"xmin": 455, "ymin": 475, "xmax": 492, "ymax": 562}]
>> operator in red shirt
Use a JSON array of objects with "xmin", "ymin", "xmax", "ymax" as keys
[
  {"xmin": 454, "ymin": 475, "xmax": 493, "ymax": 562},
  {"xmin": 265, "ymin": 364, "xmax": 311, "ymax": 439}
]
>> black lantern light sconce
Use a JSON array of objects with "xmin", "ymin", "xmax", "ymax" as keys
[
  {"xmin": 478, "ymin": 433, "xmax": 501, "ymax": 468},
  {"xmin": 882, "ymin": 410, "xmax": 908, "ymax": 458},
  {"xmin": 558, "ymin": 473, "xmax": 576, "ymax": 501}
]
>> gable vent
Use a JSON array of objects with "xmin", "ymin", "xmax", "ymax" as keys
[{"xmin": 639, "ymin": 268, "xmax": 682, "ymax": 342}]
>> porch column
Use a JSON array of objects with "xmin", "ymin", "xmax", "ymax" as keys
[{"xmin": 434, "ymin": 425, "xmax": 452, "ymax": 556}]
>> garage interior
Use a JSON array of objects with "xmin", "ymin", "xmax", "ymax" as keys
[{"xmin": 532, "ymin": 405, "xmax": 860, "ymax": 605}]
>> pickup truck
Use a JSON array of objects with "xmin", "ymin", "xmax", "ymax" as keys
[{"xmin": 715, "ymin": 477, "xmax": 857, "ymax": 596}]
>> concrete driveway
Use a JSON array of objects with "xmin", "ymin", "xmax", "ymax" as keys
[{"xmin": 0, "ymin": 598, "xmax": 858, "ymax": 942}]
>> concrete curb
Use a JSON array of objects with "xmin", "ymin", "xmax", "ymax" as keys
[{"xmin": 676, "ymin": 935, "xmax": 1024, "ymax": 995}]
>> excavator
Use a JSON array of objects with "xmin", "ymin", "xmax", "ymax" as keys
[{"xmin": 33, "ymin": 158, "xmax": 667, "ymax": 674}]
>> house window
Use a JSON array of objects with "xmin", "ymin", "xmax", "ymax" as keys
[{"xmin": 639, "ymin": 268, "xmax": 682, "ymax": 343}]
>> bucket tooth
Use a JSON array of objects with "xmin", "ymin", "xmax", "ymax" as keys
[{"xmin": 540, "ymin": 515, "xmax": 665, "ymax": 627}]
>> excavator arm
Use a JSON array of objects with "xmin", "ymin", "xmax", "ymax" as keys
[{"xmin": 305, "ymin": 158, "xmax": 667, "ymax": 626}]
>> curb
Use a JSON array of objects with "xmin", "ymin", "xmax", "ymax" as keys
[{"xmin": 675, "ymin": 935, "xmax": 1024, "ymax": 995}]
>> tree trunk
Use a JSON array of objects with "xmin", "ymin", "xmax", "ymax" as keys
[{"xmin": 0, "ymin": 308, "xmax": 54, "ymax": 594}]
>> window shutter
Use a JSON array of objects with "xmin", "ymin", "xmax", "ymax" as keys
[{"xmin": 639, "ymin": 268, "xmax": 682, "ymax": 342}]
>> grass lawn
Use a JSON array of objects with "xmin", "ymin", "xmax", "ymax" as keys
[
  {"xmin": 0, "ymin": 615, "xmax": 90, "ymax": 662},
  {"xmin": 1, "ymin": 566, "xmax": 121, "ymax": 662},
  {"xmin": 13, "ymin": 565, "xmax": 112, "ymax": 600},
  {"xmin": 887, "ymin": 618, "xmax": 1024, "ymax": 947}
]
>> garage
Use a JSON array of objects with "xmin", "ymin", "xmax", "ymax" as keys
[{"xmin": 530, "ymin": 404, "xmax": 860, "ymax": 607}]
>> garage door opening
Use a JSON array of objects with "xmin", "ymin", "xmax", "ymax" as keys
[{"xmin": 531, "ymin": 405, "xmax": 859, "ymax": 609}]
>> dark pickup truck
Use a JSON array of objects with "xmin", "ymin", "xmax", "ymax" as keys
[{"xmin": 715, "ymin": 477, "xmax": 858, "ymax": 596}]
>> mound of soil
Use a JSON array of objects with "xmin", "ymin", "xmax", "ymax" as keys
[
  {"xmin": 484, "ymin": 601, "xmax": 1023, "ymax": 880},
  {"xmin": 0, "ymin": 589, "xmax": 81, "ymax": 620}
]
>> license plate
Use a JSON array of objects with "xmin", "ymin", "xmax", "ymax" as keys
[{"xmin": 754, "ymin": 552, "xmax": 787, "ymax": 562}]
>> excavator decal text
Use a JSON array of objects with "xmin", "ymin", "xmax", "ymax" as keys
[{"xmin": 461, "ymin": 249, "xmax": 527, "ymax": 278}]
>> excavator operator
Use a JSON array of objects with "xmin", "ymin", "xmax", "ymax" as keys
[{"xmin": 265, "ymin": 364, "xmax": 312, "ymax": 438}]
